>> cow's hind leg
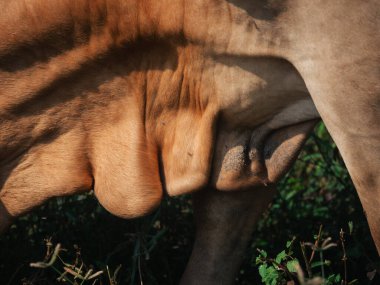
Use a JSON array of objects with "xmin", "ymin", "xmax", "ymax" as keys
[
  {"xmin": 181, "ymin": 187, "xmax": 275, "ymax": 285},
  {"xmin": 295, "ymin": 57, "xmax": 380, "ymax": 252},
  {"xmin": 286, "ymin": 1, "xmax": 380, "ymax": 252}
]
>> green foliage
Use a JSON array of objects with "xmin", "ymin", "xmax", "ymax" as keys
[
  {"xmin": 258, "ymin": 264, "xmax": 281, "ymax": 285},
  {"xmin": 0, "ymin": 122, "xmax": 379, "ymax": 284},
  {"xmin": 255, "ymin": 227, "xmax": 355, "ymax": 285},
  {"xmin": 256, "ymin": 238, "xmax": 299, "ymax": 285}
]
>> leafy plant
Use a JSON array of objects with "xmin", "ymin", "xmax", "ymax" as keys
[
  {"xmin": 256, "ymin": 237, "xmax": 299, "ymax": 285},
  {"xmin": 255, "ymin": 225, "xmax": 364, "ymax": 285}
]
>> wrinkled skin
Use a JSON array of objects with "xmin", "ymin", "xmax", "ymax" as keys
[{"xmin": 0, "ymin": 0, "xmax": 379, "ymax": 283}]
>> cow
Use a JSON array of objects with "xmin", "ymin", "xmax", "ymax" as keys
[{"xmin": 0, "ymin": 0, "xmax": 379, "ymax": 283}]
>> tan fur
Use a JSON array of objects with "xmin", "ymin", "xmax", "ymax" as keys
[{"xmin": 0, "ymin": 0, "xmax": 379, "ymax": 283}]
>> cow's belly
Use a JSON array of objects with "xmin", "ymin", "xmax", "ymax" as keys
[{"xmin": 212, "ymin": 56, "xmax": 319, "ymax": 128}]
